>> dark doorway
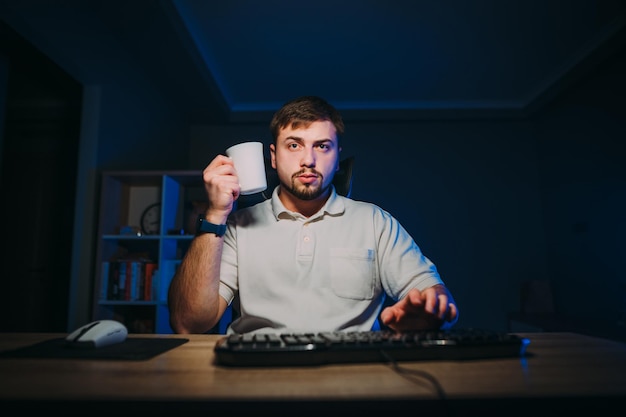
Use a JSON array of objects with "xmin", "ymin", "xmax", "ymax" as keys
[{"xmin": 0, "ymin": 20, "xmax": 82, "ymax": 331}]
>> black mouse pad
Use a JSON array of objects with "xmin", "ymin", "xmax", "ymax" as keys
[{"xmin": 0, "ymin": 337, "xmax": 189, "ymax": 360}]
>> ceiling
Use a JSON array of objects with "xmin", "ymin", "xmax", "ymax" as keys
[{"xmin": 1, "ymin": 0, "xmax": 626, "ymax": 124}]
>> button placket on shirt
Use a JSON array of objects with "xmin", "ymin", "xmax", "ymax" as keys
[{"xmin": 300, "ymin": 222, "xmax": 314, "ymax": 257}]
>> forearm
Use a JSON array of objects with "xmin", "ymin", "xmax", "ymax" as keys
[{"xmin": 168, "ymin": 233, "xmax": 225, "ymax": 334}]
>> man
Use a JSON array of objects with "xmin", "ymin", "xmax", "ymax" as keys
[{"xmin": 168, "ymin": 96, "xmax": 458, "ymax": 334}]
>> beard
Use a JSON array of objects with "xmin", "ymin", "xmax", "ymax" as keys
[{"xmin": 281, "ymin": 170, "xmax": 329, "ymax": 200}]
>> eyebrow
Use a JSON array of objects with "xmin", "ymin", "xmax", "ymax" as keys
[{"xmin": 284, "ymin": 136, "xmax": 335, "ymax": 146}]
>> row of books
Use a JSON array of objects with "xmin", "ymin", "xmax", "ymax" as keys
[{"xmin": 100, "ymin": 260, "xmax": 158, "ymax": 301}]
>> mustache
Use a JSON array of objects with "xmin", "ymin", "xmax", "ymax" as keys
[{"xmin": 292, "ymin": 169, "xmax": 323, "ymax": 179}]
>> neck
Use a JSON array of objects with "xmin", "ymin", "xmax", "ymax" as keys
[{"xmin": 278, "ymin": 187, "xmax": 331, "ymax": 218}]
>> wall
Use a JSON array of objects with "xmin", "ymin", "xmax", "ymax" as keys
[{"xmin": 535, "ymin": 45, "xmax": 626, "ymax": 323}]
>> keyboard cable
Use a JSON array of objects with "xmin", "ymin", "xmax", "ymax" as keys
[{"xmin": 379, "ymin": 349, "xmax": 447, "ymax": 401}]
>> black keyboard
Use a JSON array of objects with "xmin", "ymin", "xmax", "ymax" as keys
[{"xmin": 213, "ymin": 328, "xmax": 530, "ymax": 367}]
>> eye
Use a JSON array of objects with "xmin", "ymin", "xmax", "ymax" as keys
[
  {"xmin": 288, "ymin": 143, "xmax": 299, "ymax": 150},
  {"xmin": 317, "ymin": 143, "xmax": 332, "ymax": 152}
]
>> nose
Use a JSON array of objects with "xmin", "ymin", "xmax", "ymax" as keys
[{"xmin": 300, "ymin": 147, "xmax": 316, "ymax": 167}]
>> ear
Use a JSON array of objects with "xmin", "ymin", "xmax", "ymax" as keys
[{"xmin": 269, "ymin": 143, "xmax": 277, "ymax": 169}]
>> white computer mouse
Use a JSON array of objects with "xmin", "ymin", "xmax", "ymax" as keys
[{"xmin": 66, "ymin": 319, "xmax": 128, "ymax": 348}]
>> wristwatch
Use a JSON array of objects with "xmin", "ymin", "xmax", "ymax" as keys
[{"xmin": 196, "ymin": 216, "xmax": 227, "ymax": 237}]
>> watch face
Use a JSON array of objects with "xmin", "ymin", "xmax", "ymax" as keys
[{"xmin": 140, "ymin": 202, "xmax": 161, "ymax": 235}]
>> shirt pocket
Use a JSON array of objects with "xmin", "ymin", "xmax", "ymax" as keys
[{"xmin": 330, "ymin": 247, "xmax": 375, "ymax": 300}]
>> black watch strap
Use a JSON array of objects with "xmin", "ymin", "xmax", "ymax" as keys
[{"xmin": 196, "ymin": 216, "xmax": 227, "ymax": 237}]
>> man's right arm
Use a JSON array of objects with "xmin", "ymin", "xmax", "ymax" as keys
[
  {"xmin": 168, "ymin": 155, "xmax": 240, "ymax": 334},
  {"xmin": 167, "ymin": 230, "xmax": 229, "ymax": 334}
]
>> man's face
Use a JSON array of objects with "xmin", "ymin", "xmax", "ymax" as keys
[{"xmin": 270, "ymin": 120, "xmax": 340, "ymax": 201}]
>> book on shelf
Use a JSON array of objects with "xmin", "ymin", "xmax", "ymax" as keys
[
  {"xmin": 100, "ymin": 260, "xmax": 158, "ymax": 302},
  {"xmin": 143, "ymin": 262, "xmax": 157, "ymax": 301}
]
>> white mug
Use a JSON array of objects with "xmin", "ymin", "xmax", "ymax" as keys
[{"xmin": 225, "ymin": 141, "xmax": 267, "ymax": 195}]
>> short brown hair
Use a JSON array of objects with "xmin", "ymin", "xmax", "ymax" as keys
[{"xmin": 269, "ymin": 96, "xmax": 345, "ymax": 143}]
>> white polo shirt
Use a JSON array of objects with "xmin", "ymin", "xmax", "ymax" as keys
[{"xmin": 218, "ymin": 186, "xmax": 443, "ymax": 334}]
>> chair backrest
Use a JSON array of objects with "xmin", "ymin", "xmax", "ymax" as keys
[
  {"xmin": 331, "ymin": 156, "xmax": 355, "ymax": 198},
  {"xmin": 236, "ymin": 156, "xmax": 355, "ymax": 209}
]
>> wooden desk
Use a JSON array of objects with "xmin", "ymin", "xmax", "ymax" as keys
[{"xmin": 1, "ymin": 332, "xmax": 626, "ymax": 415}]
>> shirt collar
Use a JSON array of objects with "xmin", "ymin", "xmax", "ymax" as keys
[{"xmin": 271, "ymin": 185, "xmax": 345, "ymax": 221}]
